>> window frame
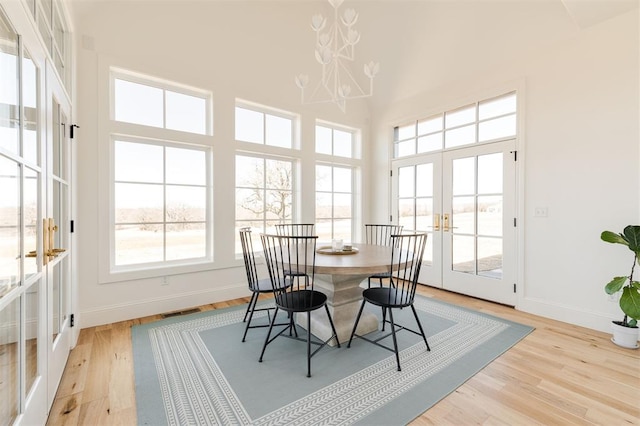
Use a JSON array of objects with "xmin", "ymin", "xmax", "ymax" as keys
[
  {"xmin": 315, "ymin": 162, "xmax": 356, "ymax": 242},
  {"xmin": 110, "ymin": 136, "xmax": 214, "ymax": 273},
  {"xmin": 99, "ymin": 67, "xmax": 215, "ymax": 284}
]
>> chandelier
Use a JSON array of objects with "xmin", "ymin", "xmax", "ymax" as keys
[{"xmin": 295, "ymin": 0, "xmax": 379, "ymax": 112}]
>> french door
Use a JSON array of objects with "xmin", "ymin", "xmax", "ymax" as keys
[
  {"xmin": 0, "ymin": 8, "xmax": 73, "ymax": 423},
  {"xmin": 45, "ymin": 64, "xmax": 73, "ymax": 411},
  {"xmin": 393, "ymin": 140, "xmax": 517, "ymax": 305}
]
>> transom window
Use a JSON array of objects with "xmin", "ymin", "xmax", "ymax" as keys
[
  {"xmin": 235, "ymin": 104, "xmax": 294, "ymax": 148},
  {"xmin": 394, "ymin": 92, "xmax": 517, "ymax": 158},
  {"xmin": 315, "ymin": 124, "xmax": 354, "ymax": 158},
  {"xmin": 113, "ymin": 71, "xmax": 210, "ymax": 135}
]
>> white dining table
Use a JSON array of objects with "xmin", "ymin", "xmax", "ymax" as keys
[{"xmin": 299, "ymin": 243, "xmax": 396, "ymax": 346}]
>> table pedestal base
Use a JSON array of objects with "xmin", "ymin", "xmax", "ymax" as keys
[{"xmin": 296, "ymin": 273, "xmax": 378, "ymax": 346}]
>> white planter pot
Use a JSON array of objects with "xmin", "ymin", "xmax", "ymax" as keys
[{"xmin": 611, "ymin": 321, "xmax": 639, "ymax": 349}]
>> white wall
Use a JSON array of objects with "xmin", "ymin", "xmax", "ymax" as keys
[
  {"xmin": 72, "ymin": 1, "xmax": 372, "ymax": 327},
  {"xmin": 370, "ymin": 10, "xmax": 639, "ymax": 333}
]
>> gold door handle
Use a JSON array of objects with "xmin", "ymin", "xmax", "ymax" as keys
[
  {"xmin": 47, "ymin": 248, "xmax": 66, "ymax": 256},
  {"xmin": 433, "ymin": 213, "xmax": 440, "ymax": 231},
  {"xmin": 443, "ymin": 213, "xmax": 450, "ymax": 232},
  {"xmin": 26, "ymin": 250, "xmax": 38, "ymax": 258}
]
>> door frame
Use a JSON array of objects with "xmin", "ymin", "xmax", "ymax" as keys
[{"xmin": 391, "ymin": 139, "xmax": 520, "ymax": 306}]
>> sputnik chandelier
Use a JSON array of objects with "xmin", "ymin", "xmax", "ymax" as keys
[{"xmin": 295, "ymin": 0, "xmax": 379, "ymax": 112}]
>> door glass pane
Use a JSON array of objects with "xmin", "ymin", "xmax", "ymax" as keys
[
  {"xmin": 25, "ymin": 280, "xmax": 40, "ymax": 394},
  {"xmin": 478, "ymin": 195, "xmax": 502, "ymax": 237},
  {"xmin": 452, "ymin": 157, "xmax": 475, "ymax": 195},
  {"xmin": 415, "ymin": 163, "xmax": 433, "ymax": 197},
  {"xmin": 478, "ymin": 237, "xmax": 502, "ymax": 279},
  {"xmin": 452, "ymin": 196, "xmax": 475, "ymax": 234},
  {"xmin": 478, "ymin": 153, "xmax": 503, "ymax": 194},
  {"xmin": 0, "ymin": 156, "xmax": 20, "ymax": 295},
  {"xmin": 398, "ymin": 199, "xmax": 414, "ymax": 231},
  {"xmin": 398, "ymin": 166, "xmax": 414, "ymax": 198},
  {"xmin": 415, "ymin": 198, "xmax": 432, "ymax": 232},
  {"xmin": 23, "ymin": 51, "xmax": 38, "ymax": 165},
  {"xmin": 24, "ymin": 167, "xmax": 39, "ymax": 278},
  {"xmin": 452, "ymin": 235, "xmax": 474, "ymax": 274},
  {"xmin": 0, "ymin": 298, "xmax": 19, "ymax": 425},
  {"xmin": 52, "ymin": 261, "xmax": 60, "ymax": 342},
  {"xmin": 52, "ymin": 101, "xmax": 62, "ymax": 177},
  {"xmin": 0, "ymin": 15, "xmax": 19, "ymax": 156}
]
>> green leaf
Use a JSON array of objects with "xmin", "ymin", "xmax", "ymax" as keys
[
  {"xmin": 620, "ymin": 285, "xmax": 640, "ymax": 320},
  {"xmin": 623, "ymin": 225, "xmax": 640, "ymax": 252},
  {"xmin": 605, "ymin": 276, "xmax": 627, "ymax": 294},
  {"xmin": 601, "ymin": 231, "xmax": 628, "ymax": 246}
]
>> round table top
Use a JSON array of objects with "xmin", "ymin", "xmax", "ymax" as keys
[{"xmin": 314, "ymin": 243, "xmax": 393, "ymax": 275}]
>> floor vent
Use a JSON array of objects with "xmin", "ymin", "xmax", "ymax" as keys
[{"xmin": 161, "ymin": 308, "xmax": 200, "ymax": 319}]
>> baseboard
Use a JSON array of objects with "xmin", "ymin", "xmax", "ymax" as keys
[
  {"xmin": 79, "ymin": 283, "xmax": 250, "ymax": 328},
  {"xmin": 518, "ymin": 296, "xmax": 618, "ymax": 334}
]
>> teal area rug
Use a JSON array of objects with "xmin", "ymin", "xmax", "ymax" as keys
[{"xmin": 132, "ymin": 295, "xmax": 534, "ymax": 425}]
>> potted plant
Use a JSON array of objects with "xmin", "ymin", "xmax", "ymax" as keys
[{"xmin": 601, "ymin": 225, "xmax": 640, "ymax": 349}]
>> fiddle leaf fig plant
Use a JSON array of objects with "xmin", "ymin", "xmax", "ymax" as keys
[{"xmin": 601, "ymin": 225, "xmax": 640, "ymax": 328}]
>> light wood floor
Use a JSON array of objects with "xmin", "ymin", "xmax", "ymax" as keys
[{"xmin": 47, "ymin": 286, "xmax": 640, "ymax": 425}]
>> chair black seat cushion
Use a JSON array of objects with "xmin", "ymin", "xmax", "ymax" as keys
[
  {"xmin": 362, "ymin": 287, "xmax": 413, "ymax": 308},
  {"xmin": 276, "ymin": 290, "xmax": 327, "ymax": 313}
]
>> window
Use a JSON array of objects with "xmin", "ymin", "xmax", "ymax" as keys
[
  {"xmin": 315, "ymin": 165, "xmax": 353, "ymax": 242},
  {"xmin": 235, "ymin": 154, "xmax": 293, "ymax": 251},
  {"xmin": 113, "ymin": 72, "xmax": 210, "ymax": 135},
  {"xmin": 106, "ymin": 69, "xmax": 213, "ymax": 277},
  {"xmin": 394, "ymin": 92, "xmax": 517, "ymax": 158},
  {"xmin": 113, "ymin": 139, "xmax": 211, "ymax": 269},
  {"xmin": 235, "ymin": 104, "xmax": 294, "ymax": 148},
  {"xmin": 315, "ymin": 125, "xmax": 354, "ymax": 158}
]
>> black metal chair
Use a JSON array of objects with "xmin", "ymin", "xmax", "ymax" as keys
[
  {"xmin": 239, "ymin": 227, "xmax": 290, "ymax": 342},
  {"xmin": 348, "ymin": 232, "xmax": 429, "ymax": 372},
  {"xmin": 274, "ymin": 223, "xmax": 315, "ymax": 284},
  {"xmin": 364, "ymin": 224, "xmax": 403, "ymax": 287},
  {"xmin": 259, "ymin": 233, "xmax": 340, "ymax": 377},
  {"xmin": 274, "ymin": 223, "xmax": 315, "ymax": 236}
]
